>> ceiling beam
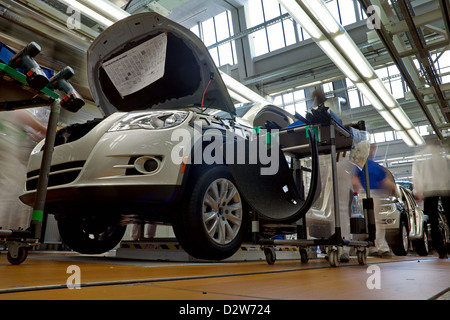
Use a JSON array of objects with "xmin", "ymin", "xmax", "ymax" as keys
[
  {"xmin": 439, "ymin": 0, "xmax": 450, "ymax": 42},
  {"xmin": 386, "ymin": 8, "xmax": 442, "ymax": 35},
  {"xmin": 359, "ymin": 0, "xmax": 445, "ymax": 140},
  {"xmin": 396, "ymin": 0, "xmax": 450, "ymax": 122}
]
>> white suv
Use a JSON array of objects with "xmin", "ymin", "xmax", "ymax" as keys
[
  {"xmin": 21, "ymin": 13, "xmax": 303, "ymax": 260},
  {"xmin": 379, "ymin": 185, "xmax": 429, "ymax": 256}
]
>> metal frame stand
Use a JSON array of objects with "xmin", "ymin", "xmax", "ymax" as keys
[
  {"xmin": 0, "ymin": 98, "xmax": 61, "ymax": 264},
  {"xmin": 1, "ymin": 39, "xmax": 83, "ymax": 264},
  {"xmin": 259, "ymin": 120, "xmax": 375, "ymax": 267}
]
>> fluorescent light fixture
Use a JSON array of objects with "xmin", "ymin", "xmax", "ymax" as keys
[
  {"xmin": 408, "ymin": 128, "xmax": 425, "ymax": 145},
  {"xmin": 368, "ymin": 79, "xmax": 397, "ymax": 108},
  {"xmin": 279, "ymin": 0, "xmax": 322, "ymax": 39},
  {"xmin": 303, "ymin": 0, "xmax": 340, "ymax": 34},
  {"xmin": 355, "ymin": 83, "xmax": 385, "ymax": 111},
  {"xmin": 220, "ymin": 71, "xmax": 272, "ymax": 105},
  {"xmin": 61, "ymin": 0, "xmax": 114, "ymax": 26},
  {"xmin": 396, "ymin": 131, "xmax": 415, "ymax": 147},
  {"xmin": 333, "ymin": 34, "xmax": 374, "ymax": 78},
  {"xmin": 78, "ymin": 0, "xmax": 129, "ymax": 22},
  {"xmin": 391, "ymin": 108, "xmax": 413, "ymax": 129},
  {"xmin": 229, "ymin": 90, "xmax": 250, "ymax": 103},
  {"xmin": 380, "ymin": 110, "xmax": 402, "ymax": 131},
  {"xmin": 318, "ymin": 40, "xmax": 360, "ymax": 82}
]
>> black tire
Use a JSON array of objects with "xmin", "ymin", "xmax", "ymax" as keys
[
  {"xmin": 413, "ymin": 223, "xmax": 429, "ymax": 256},
  {"xmin": 437, "ymin": 214, "xmax": 450, "ymax": 254},
  {"xmin": 328, "ymin": 249, "xmax": 340, "ymax": 267},
  {"xmin": 392, "ymin": 218, "xmax": 409, "ymax": 256},
  {"xmin": 173, "ymin": 165, "xmax": 248, "ymax": 260},
  {"xmin": 264, "ymin": 247, "xmax": 276, "ymax": 265},
  {"xmin": 357, "ymin": 249, "xmax": 367, "ymax": 265},
  {"xmin": 300, "ymin": 248, "xmax": 309, "ymax": 263},
  {"xmin": 7, "ymin": 247, "xmax": 28, "ymax": 265},
  {"xmin": 57, "ymin": 215, "xmax": 126, "ymax": 254}
]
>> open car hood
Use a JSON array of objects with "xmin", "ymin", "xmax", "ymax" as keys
[{"xmin": 87, "ymin": 12, "xmax": 235, "ymax": 116}]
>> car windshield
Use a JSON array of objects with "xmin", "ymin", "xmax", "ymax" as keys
[{"xmin": 397, "ymin": 181, "xmax": 413, "ymax": 191}]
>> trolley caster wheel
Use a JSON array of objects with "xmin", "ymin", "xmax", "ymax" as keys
[
  {"xmin": 300, "ymin": 248, "xmax": 309, "ymax": 263},
  {"xmin": 328, "ymin": 249, "xmax": 340, "ymax": 267},
  {"xmin": 357, "ymin": 249, "xmax": 367, "ymax": 265},
  {"xmin": 264, "ymin": 247, "xmax": 276, "ymax": 265},
  {"xmin": 7, "ymin": 247, "xmax": 28, "ymax": 265}
]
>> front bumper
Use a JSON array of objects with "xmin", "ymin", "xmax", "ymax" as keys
[
  {"xmin": 21, "ymin": 112, "xmax": 193, "ymax": 208},
  {"xmin": 20, "ymin": 184, "xmax": 183, "ymax": 209}
]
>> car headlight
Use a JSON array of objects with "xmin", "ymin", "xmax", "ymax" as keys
[
  {"xmin": 379, "ymin": 203, "xmax": 396, "ymax": 214},
  {"xmin": 108, "ymin": 111, "xmax": 189, "ymax": 132}
]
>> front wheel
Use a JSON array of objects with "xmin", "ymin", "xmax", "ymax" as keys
[
  {"xmin": 57, "ymin": 215, "xmax": 126, "ymax": 254},
  {"xmin": 173, "ymin": 165, "xmax": 248, "ymax": 260}
]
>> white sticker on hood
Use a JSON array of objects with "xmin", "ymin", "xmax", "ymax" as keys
[{"xmin": 102, "ymin": 32, "xmax": 167, "ymax": 97}]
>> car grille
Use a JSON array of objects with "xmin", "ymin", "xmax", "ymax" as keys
[{"xmin": 26, "ymin": 161, "xmax": 86, "ymax": 191}]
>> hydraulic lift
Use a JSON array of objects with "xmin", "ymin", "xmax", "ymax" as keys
[{"xmin": 0, "ymin": 41, "xmax": 83, "ymax": 264}]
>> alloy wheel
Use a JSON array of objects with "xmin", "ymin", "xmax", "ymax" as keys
[{"xmin": 202, "ymin": 178, "xmax": 243, "ymax": 245}]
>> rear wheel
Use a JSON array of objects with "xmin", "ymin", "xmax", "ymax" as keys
[
  {"xmin": 392, "ymin": 218, "xmax": 409, "ymax": 256},
  {"xmin": 437, "ymin": 213, "xmax": 450, "ymax": 254},
  {"xmin": 173, "ymin": 165, "xmax": 248, "ymax": 260},
  {"xmin": 57, "ymin": 215, "xmax": 126, "ymax": 254},
  {"xmin": 413, "ymin": 222, "xmax": 429, "ymax": 256}
]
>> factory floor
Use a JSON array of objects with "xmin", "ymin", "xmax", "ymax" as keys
[{"xmin": 0, "ymin": 248, "xmax": 448, "ymax": 302}]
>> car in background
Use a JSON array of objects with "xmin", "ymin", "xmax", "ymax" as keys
[
  {"xmin": 427, "ymin": 200, "xmax": 450, "ymax": 254},
  {"xmin": 396, "ymin": 181, "xmax": 413, "ymax": 192},
  {"xmin": 379, "ymin": 185, "xmax": 429, "ymax": 256}
]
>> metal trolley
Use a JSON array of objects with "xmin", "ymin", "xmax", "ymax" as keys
[
  {"xmin": 0, "ymin": 42, "xmax": 83, "ymax": 264},
  {"xmin": 256, "ymin": 119, "xmax": 375, "ymax": 267}
]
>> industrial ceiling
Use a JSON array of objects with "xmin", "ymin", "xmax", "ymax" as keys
[{"xmin": 0, "ymin": 0, "xmax": 449, "ymax": 179}]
